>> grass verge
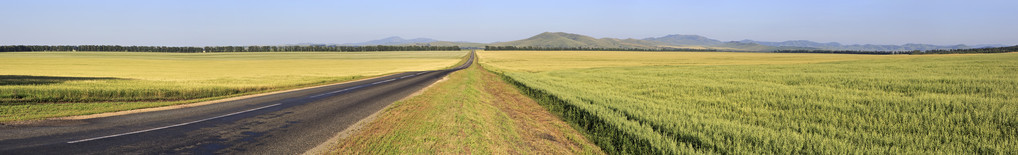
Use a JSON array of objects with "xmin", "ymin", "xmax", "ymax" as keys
[{"xmin": 329, "ymin": 59, "xmax": 603, "ymax": 154}]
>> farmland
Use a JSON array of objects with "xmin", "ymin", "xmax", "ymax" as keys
[
  {"xmin": 479, "ymin": 51, "xmax": 1018, "ymax": 154},
  {"xmin": 0, "ymin": 51, "xmax": 467, "ymax": 121}
]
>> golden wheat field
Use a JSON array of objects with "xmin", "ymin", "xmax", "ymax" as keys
[{"xmin": 0, "ymin": 51, "xmax": 467, "ymax": 121}]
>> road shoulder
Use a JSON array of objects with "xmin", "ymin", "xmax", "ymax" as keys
[{"xmin": 328, "ymin": 61, "xmax": 603, "ymax": 154}]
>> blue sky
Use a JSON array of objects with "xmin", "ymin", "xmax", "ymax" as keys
[{"xmin": 2, "ymin": 0, "xmax": 1016, "ymax": 46}]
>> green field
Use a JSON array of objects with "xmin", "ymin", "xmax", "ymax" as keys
[
  {"xmin": 0, "ymin": 51, "xmax": 467, "ymax": 122},
  {"xmin": 479, "ymin": 51, "xmax": 1018, "ymax": 154}
]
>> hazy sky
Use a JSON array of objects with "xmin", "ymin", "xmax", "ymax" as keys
[{"xmin": 2, "ymin": 0, "xmax": 1016, "ymax": 46}]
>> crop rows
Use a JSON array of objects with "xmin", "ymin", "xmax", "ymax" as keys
[{"xmin": 484, "ymin": 52, "xmax": 1017, "ymax": 154}]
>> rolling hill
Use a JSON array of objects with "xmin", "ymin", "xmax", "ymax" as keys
[
  {"xmin": 326, "ymin": 32, "xmax": 1004, "ymax": 52},
  {"xmin": 403, "ymin": 41, "xmax": 487, "ymax": 49},
  {"xmin": 489, "ymin": 32, "xmax": 662, "ymax": 49},
  {"xmin": 340, "ymin": 36, "xmax": 439, "ymax": 46},
  {"xmin": 736, "ymin": 40, "xmax": 982, "ymax": 51},
  {"xmin": 488, "ymin": 32, "xmax": 815, "ymax": 51},
  {"xmin": 643, "ymin": 34, "xmax": 723, "ymax": 46},
  {"xmin": 310, "ymin": 36, "xmax": 486, "ymax": 49}
]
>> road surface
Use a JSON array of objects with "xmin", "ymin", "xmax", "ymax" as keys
[{"xmin": 0, "ymin": 51, "xmax": 474, "ymax": 154}]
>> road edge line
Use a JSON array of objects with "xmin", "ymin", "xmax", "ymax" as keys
[{"xmin": 66, "ymin": 103, "xmax": 283, "ymax": 144}]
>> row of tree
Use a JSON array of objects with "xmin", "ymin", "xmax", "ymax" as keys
[
  {"xmin": 774, "ymin": 45, "xmax": 1018, "ymax": 55},
  {"xmin": 922, "ymin": 45, "xmax": 1018, "ymax": 54},
  {"xmin": 484, "ymin": 46, "xmax": 718, "ymax": 52},
  {"xmin": 0, "ymin": 45, "xmax": 461, "ymax": 53}
]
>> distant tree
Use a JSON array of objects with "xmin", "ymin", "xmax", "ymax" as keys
[
  {"xmin": 1, "ymin": 45, "xmax": 461, "ymax": 53},
  {"xmin": 770, "ymin": 45, "xmax": 1018, "ymax": 55}
]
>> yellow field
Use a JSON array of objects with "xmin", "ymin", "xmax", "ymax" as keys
[
  {"xmin": 2, "ymin": 52, "xmax": 465, "ymax": 81},
  {"xmin": 0, "ymin": 51, "xmax": 467, "ymax": 121}
]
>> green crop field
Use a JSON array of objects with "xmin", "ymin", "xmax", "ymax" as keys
[
  {"xmin": 479, "ymin": 51, "xmax": 1018, "ymax": 154},
  {"xmin": 0, "ymin": 51, "xmax": 467, "ymax": 122}
]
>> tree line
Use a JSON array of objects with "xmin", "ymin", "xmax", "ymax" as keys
[
  {"xmin": 922, "ymin": 45, "xmax": 1018, "ymax": 54},
  {"xmin": 774, "ymin": 45, "xmax": 1018, "ymax": 55},
  {"xmin": 0, "ymin": 45, "xmax": 461, "ymax": 53},
  {"xmin": 484, "ymin": 46, "xmax": 718, "ymax": 52}
]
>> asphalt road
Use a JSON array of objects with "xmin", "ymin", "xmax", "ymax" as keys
[{"xmin": 0, "ymin": 51, "xmax": 474, "ymax": 154}]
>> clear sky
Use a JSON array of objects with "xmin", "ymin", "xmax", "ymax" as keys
[{"xmin": 2, "ymin": 0, "xmax": 1016, "ymax": 46}]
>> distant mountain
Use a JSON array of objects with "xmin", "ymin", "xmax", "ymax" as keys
[
  {"xmin": 490, "ymin": 32, "xmax": 814, "ymax": 51},
  {"xmin": 320, "ymin": 33, "xmax": 1005, "ymax": 52},
  {"xmin": 636, "ymin": 34, "xmax": 1008, "ymax": 51},
  {"xmin": 341, "ymin": 36, "xmax": 439, "ymax": 46},
  {"xmin": 490, "ymin": 32, "xmax": 661, "ymax": 49},
  {"xmin": 403, "ymin": 41, "xmax": 487, "ymax": 48},
  {"xmin": 714, "ymin": 41, "xmax": 818, "ymax": 51},
  {"xmin": 491, "ymin": 32, "xmax": 829, "ymax": 51},
  {"xmin": 735, "ymin": 40, "xmax": 990, "ymax": 51},
  {"xmin": 736, "ymin": 40, "xmax": 843, "ymax": 48},
  {"xmin": 971, "ymin": 44, "xmax": 1008, "ymax": 48},
  {"xmin": 644, "ymin": 34, "xmax": 723, "ymax": 46}
]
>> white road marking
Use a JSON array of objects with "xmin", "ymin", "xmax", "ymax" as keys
[
  {"xmin": 66, "ymin": 103, "xmax": 283, "ymax": 144},
  {"xmin": 371, "ymin": 78, "xmax": 398, "ymax": 85},
  {"xmin": 308, "ymin": 85, "xmax": 368, "ymax": 98},
  {"xmin": 309, "ymin": 73, "xmax": 419, "ymax": 99}
]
